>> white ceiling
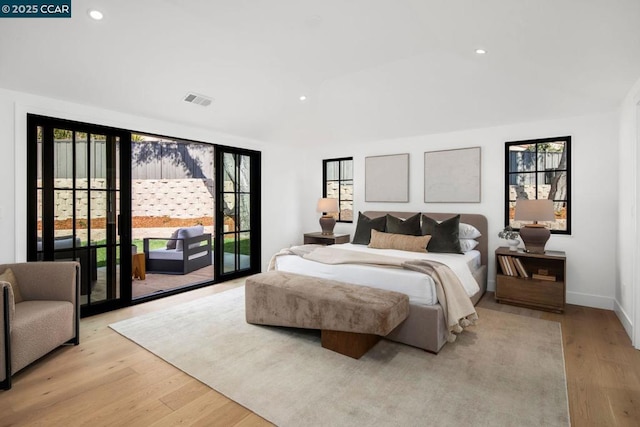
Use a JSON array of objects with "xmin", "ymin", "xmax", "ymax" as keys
[{"xmin": 1, "ymin": 0, "xmax": 640, "ymax": 145}]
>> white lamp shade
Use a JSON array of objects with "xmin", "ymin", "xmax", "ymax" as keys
[
  {"xmin": 514, "ymin": 199, "xmax": 555, "ymax": 222},
  {"xmin": 317, "ymin": 198, "xmax": 338, "ymax": 213}
]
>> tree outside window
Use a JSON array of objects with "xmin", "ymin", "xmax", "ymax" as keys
[
  {"xmin": 323, "ymin": 157, "xmax": 353, "ymax": 222},
  {"xmin": 505, "ymin": 136, "xmax": 571, "ymax": 234}
]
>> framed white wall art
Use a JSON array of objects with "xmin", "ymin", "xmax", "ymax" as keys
[
  {"xmin": 424, "ymin": 147, "xmax": 481, "ymax": 203},
  {"xmin": 365, "ymin": 153, "xmax": 409, "ymax": 202}
]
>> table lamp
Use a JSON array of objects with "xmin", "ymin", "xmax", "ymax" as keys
[
  {"xmin": 514, "ymin": 199, "xmax": 555, "ymax": 253},
  {"xmin": 317, "ymin": 198, "xmax": 339, "ymax": 235}
]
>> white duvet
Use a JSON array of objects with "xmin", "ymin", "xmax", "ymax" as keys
[{"xmin": 274, "ymin": 243, "xmax": 481, "ymax": 306}]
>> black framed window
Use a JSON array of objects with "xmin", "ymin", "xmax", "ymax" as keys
[
  {"xmin": 505, "ymin": 136, "xmax": 571, "ymax": 234},
  {"xmin": 323, "ymin": 157, "xmax": 353, "ymax": 222}
]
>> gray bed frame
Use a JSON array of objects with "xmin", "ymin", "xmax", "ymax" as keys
[{"xmin": 362, "ymin": 212, "xmax": 488, "ymax": 353}]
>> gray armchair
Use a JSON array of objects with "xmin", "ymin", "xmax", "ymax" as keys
[{"xmin": 0, "ymin": 261, "xmax": 80, "ymax": 390}]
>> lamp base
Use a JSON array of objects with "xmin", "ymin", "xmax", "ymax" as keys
[
  {"xmin": 319, "ymin": 216, "xmax": 336, "ymax": 236},
  {"xmin": 519, "ymin": 224, "xmax": 550, "ymax": 253}
]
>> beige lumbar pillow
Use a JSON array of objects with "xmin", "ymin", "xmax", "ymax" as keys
[
  {"xmin": 0, "ymin": 268, "xmax": 23, "ymax": 303},
  {"xmin": 368, "ymin": 229, "xmax": 432, "ymax": 253}
]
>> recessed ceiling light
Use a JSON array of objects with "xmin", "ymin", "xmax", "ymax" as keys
[
  {"xmin": 475, "ymin": 48, "xmax": 487, "ymax": 55},
  {"xmin": 88, "ymin": 10, "xmax": 103, "ymax": 20},
  {"xmin": 299, "ymin": 95, "xmax": 307, "ymax": 101}
]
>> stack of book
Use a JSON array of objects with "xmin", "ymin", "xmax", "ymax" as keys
[
  {"xmin": 531, "ymin": 269, "xmax": 557, "ymax": 281},
  {"xmin": 497, "ymin": 255, "xmax": 529, "ymax": 278}
]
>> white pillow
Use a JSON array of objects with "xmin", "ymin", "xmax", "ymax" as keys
[
  {"xmin": 459, "ymin": 223, "xmax": 482, "ymax": 239},
  {"xmin": 460, "ymin": 238, "xmax": 479, "ymax": 253},
  {"xmin": 435, "ymin": 220, "xmax": 482, "ymax": 239}
]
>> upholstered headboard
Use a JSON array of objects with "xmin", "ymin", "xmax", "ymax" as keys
[{"xmin": 362, "ymin": 212, "xmax": 489, "ymax": 266}]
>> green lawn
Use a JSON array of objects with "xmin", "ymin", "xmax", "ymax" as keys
[{"xmin": 224, "ymin": 238, "xmax": 251, "ymax": 256}]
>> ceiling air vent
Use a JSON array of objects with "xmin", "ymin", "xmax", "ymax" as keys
[{"xmin": 184, "ymin": 92, "xmax": 213, "ymax": 107}]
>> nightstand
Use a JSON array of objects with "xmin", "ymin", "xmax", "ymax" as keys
[
  {"xmin": 303, "ymin": 232, "xmax": 350, "ymax": 245},
  {"xmin": 494, "ymin": 246, "xmax": 566, "ymax": 313}
]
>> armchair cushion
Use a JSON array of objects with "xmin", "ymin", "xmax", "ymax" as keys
[
  {"xmin": 11, "ymin": 300, "xmax": 74, "ymax": 375},
  {"xmin": 0, "ymin": 268, "xmax": 22, "ymax": 303}
]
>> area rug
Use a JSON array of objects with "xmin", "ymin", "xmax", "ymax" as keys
[{"xmin": 110, "ymin": 286, "xmax": 570, "ymax": 426}]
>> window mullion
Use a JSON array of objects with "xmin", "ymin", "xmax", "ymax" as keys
[{"xmin": 337, "ymin": 160, "xmax": 343, "ymax": 221}]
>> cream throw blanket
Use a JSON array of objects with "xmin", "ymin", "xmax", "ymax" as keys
[{"xmin": 268, "ymin": 245, "xmax": 477, "ymax": 341}]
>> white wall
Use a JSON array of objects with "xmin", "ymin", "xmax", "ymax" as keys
[
  {"xmin": 0, "ymin": 94, "xmax": 16, "ymax": 261},
  {"xmin": 0, "ymin": 87, "xmax": 304, "ymax": 272},
  {"xmin": 0, "ymin": 87, "xmax": 626, "ymax": 317},
  {"xmin": 617, "ymin": 76, "xmax": 640, "ymax": 347},
  {"xmin": 298, "ymin": 112, "xmax": 619, "ymax": 310}
]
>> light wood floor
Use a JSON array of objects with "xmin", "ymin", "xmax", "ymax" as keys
[{"xmin": 1, "ymin": 286, "xmax": 639, "ymax": 426}]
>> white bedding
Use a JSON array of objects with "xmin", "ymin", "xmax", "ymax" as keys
[{"xmin": 274, "ymin": 243, "xmax": 481, "ymax": 306}]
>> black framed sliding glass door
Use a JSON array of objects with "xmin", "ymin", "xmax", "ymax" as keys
[
  {"xmin": 27, "ymin": 114, "xmax": 261, "ymax": 316},
  {"xmin": 27, "ymin": 115, "xmax": 131, "ymax": 316},
  {"xmin": 215, "ymin": 147, "xmax": 261, "ymax": 279}
]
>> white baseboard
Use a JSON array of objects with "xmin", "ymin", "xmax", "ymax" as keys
[
  {"xmin": 613, "ymin": 299, "xmax": 634, "ymax": 341},
  {"xmin": 566, "ymin": 291, "xmax": 614, "ymax": 310},
  {"xmin": 487, "ymin": 282, "xmax": 614, "ymax": 311}
]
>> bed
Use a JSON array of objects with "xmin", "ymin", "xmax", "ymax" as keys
[{"xmin": 272, "ymin": 211, "xmax": 488, "ymax": 353}]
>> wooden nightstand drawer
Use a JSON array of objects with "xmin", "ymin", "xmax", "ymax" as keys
[{"xmin": 496, "ymin": 275, "xmax": 564, "ymax": 309}]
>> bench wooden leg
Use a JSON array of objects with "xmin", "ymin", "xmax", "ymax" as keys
[{"xmin": 321, "ymin": 330, "xmax": 380, "ymax": 359}]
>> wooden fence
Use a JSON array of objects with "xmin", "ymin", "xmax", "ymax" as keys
[{"xmin": 51, "ymin": 140, "xmax": 214, "ymax": 180}]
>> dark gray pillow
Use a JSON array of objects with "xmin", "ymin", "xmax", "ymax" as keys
[
  {"xmin": 166, "ymin": 229, "xmax": 179, "ymax": 250},
  {"xmin": 352, "ymin": 212, "xmax": 386, "ymax": 245},
  {"xmin": 421, "ymin": 214, "xmax": 462, "ymax": 253},
  {"xmin": 385, "ymin": 213, "xmax": 421, "ymax": 236}
]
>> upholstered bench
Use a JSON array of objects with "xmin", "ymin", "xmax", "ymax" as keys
[{"xmin": 245, "ymin": 271, "xmax": 410, "ymax": 358}]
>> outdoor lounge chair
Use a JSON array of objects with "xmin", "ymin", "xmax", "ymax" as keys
[{"xmin": 143, "ymin": 225, "xmax": 212, "ymax": 275}]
